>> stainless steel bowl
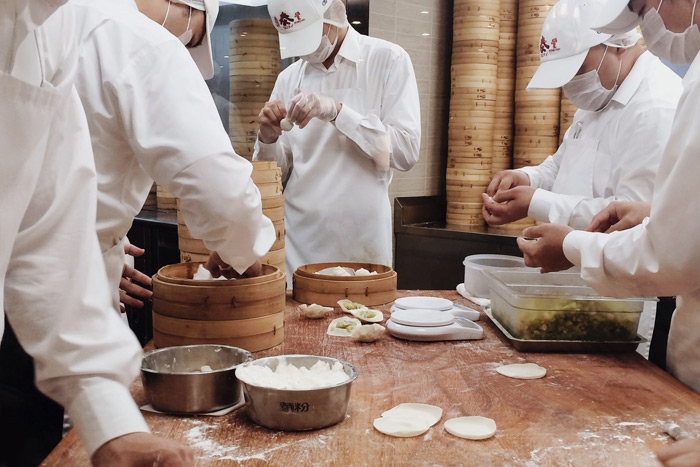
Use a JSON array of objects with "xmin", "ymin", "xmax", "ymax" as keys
[
  {"xmin": 141, "ymin": 344, "xmax": 252, "ymax": 414},
  {"xmin": 235, "ymin": 355, "xmax": 359, "ymax": 431}
]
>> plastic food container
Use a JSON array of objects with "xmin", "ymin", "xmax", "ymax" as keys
[
  {"xmin": 463, "ymin": 254, "xmax": 527, "ymax": 298},
  {"xmin": 485, "ymin": 270, "xmax": 645, "ymax": 342}
]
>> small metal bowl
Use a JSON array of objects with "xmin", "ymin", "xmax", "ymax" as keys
[
  {"xmin": 235, "ymin": 355, "xmax": 359, "ymax": 431},
  {"xmin": 141, "ymin": 344, "xmax": 252, "ymax": 414}
]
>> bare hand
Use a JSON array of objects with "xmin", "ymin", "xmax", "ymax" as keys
[
  {"xmin": 119, "ymin": 244, "xmax": 152, "ymax": 312},
  {"xmin": 486, "ymin": 169, "xmax": 530, "ymax": 197},
  {"xmin": 91, "ymin": 432, "xmax": 193, "ymax": 467},
  {"xmin": 482, "ymin": 186, "xmax": 536, "ymax": 226},
  {"xmin": 206, "ymin": 251, "xmax": 263, "ymax": 279},
  {"xmin": 287, "ymin": 90, "xmax": 339, "ymax": 129},
  {"xmin": 258, "ymin": 100, "xmax": 287, "ymax": 144},
  {"xmin": 586, "ymin": 201, "xmax": 651, "ymax": 233},
  {"xmin": 517, "ymin": 223, "xmax": 574, "ymax": 273},
  {"xmin": 657, "ymin": 437, "xmax": 700, "ymax": 467}
]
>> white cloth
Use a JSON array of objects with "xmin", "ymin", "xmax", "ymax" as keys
[
  {"xmin": 520, "ymin": 52, "xmax": 681, "ymax": 229},
  {"xmin": 254, "ymin": 26, "xmax": 421, "ymax": 277},
  {"xmin": 0, "ymin": 2, "xmax": 149, "ymax": 456},
  {"xmin": 72, "ymin": 0, "xmax": 275, "ymax": 290},
  {"xmin": 562, "ymin": 51, "xmax": 700, "ymax": 394}
]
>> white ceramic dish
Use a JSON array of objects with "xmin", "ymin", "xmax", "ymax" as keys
[{"xmin": 394, "ymin": 296, "xmax": 453, "ymax": 311}]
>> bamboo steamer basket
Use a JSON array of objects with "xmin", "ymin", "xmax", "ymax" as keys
[
  {"xmin": 156, "ymin": 184, "xmax": 177, "ymax": 210},
  {"xmin": 292, "ymin": 262, "xmax": 396, "ymax": 307},
  {"xmin": 152, "ymin": 262, "xmax": 286, "ymax": 351}
]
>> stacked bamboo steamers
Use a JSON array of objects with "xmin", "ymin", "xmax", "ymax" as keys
[
  {"xmin": 229, "ymin": 18, "xmax": 282, "ymax": 160},
  {"xmin": 447, "ymin": 0, "xmax": 570, "ymax": 228},
  {"xmin": 446, "ymin": 0, "xmax": 501, "ymax": 226},
  {"xmin": 178, "ymin": 161, "xmax": 286, "ymax": 274}
]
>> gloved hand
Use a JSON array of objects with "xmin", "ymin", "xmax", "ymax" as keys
[{"xmin": 288, "ymin": 90, "xmax": 340, "ymax": 129}]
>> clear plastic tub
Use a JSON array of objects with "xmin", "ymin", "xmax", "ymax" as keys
[{"xmin": 485, "ymin": 270, "xmax": 645, "ymax": 342}]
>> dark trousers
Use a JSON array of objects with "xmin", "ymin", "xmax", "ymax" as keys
[
  {"xmin": 648, "ymin": 297, "xmax": 676, "ymax": 371},
  {"xmin": 0, "ymin": 319, "xmax": 64, "ymax": 467}
]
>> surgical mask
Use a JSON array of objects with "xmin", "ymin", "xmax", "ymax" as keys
[
  {"xmin": 641, "ymin": 0, "xmax": 700, "ymax": 64},
  {"xmin": 162, "ymin": 1, "xmax": 194, "ymax": 46},
  {"xmin": 562, "ymin": 46, "xmax": 622, "ymax": 112},
  {"xmin": 300, "ymin": 23, "xmax": 339, "ymax": 64}
]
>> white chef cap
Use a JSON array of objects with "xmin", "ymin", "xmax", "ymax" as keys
[
  {"xmin": 324, "ymin": 0, "xmax": 348, "ymax": 28},
  {"xmin": 603, "ymin": 28, "xmax": 643, "ymax": 49}
]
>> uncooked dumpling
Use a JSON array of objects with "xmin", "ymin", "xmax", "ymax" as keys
[
  {"xmin": 351, "ymin": 324, "xmax": 385, "ymax": 342},
  {"xmin": 381, "ymin": 403, "xmax": 443, "ymax": 427},
  {"xmin": 192, "ymin": 264, "xmax": 228, "ymax": 281},
  {"xmin": 373, "ymin": 417, "xmax": 431, "ymax": 438},
  {"xmin": 444, "ymin": 416, "xmax": 496, "ymax": 440},
  {"xmin": 496, "ymin": 363, "xmax": 546, "ymax": 380},
  {"xmin": 280, "ymin": 117, "xmax": 294, "ymax": 131},
  {"xmin": 299, "ymin": 303, "xmax": 333, "ymax": 319},
  {"xmin": 326, "ymin": 317, "xmax": 362, "ymax": 337},
  {"xmin": 337, "ymin": 299, "xmax": 368, "ymax": 313},
  {"xmin": 349, "ymin": 308, "xmax": 383, "ymax": 323},
  {"xmin": 316, "ymin": 266, "xmax": 353, "ymax": 276}
]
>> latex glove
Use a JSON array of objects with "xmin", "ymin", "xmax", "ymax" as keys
[
  {"xmin": 586, "ymin": 201, "xmax": 651, "ymax": 233},
  {"xmin": 288, "ymin": 90, "xmax": 339, "ymax": 129},
  {"xmin": 258, "ymin": 100, "xmax": 287, "ymax": 144},
  {"xmin": 486, "ymin": 169, "xmax": 530, "ymax": 197},
  {"xmin": 481, "ymin": 186, "xmax": 536, "ymax": 226},
  {"xmin": 91, "ymin": 432, "xmax": 194, "ymax": 467},
  {"xmin": 206, "ymin": 251, "xmax": 263, "ymax": 279},
  {"xmin": 657, "ymin": 437, "xmax": 700, "ymax": 467},
  {"xmin": 517, "ymin": 223, "xmax": 574, "ymax": 273},
  {"xmin": 118, "ymin": 243, "xmax": 152, "ymax": 313}
]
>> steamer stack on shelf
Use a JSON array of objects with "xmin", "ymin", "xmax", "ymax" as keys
[
  {"xmin": 492, "ymin": 0, "xmax": 518, "ymax": 176},
  {"xmin": 144, "ymin": 182, "xmax": 157, "ymax": 207},
  {"xmin": 178, "ymin": 161, "xmax": 286, "ymax": 274},
  {"xmin": 229, "ymin": 19, "xmax": 282, "ymax": 160},
  {"xmin": 155, "ymin": 184, "xmax": 177, "ymax": 210},
  {"xmin": 446, "ymin": 0, "xmax": 500, "ymax": 226},
  {"xmin": 559, "ymin": 95, "xmax": 578, "ymax": 145}
]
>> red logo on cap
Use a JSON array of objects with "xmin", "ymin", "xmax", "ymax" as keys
[
  {"xmin": 540, "ymin": 36, "xmax": 560, "ymax": 57},
  {"xmin": 277, "ymin": 11, "xmax": 305, "ymax": 30}
]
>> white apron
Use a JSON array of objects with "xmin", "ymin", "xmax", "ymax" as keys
[{"xmin": 283, "ymin": 86, "xmax": 393, "ymax": 279}]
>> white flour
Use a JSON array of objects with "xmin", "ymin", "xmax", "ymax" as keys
[{"xmin": 236, "ymin": 357, "xmax": 349, "ymax": 390}]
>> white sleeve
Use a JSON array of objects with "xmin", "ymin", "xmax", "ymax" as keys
[
  {"xmin": 114, "ymin": 41, "xmax": 275, "ymax": 273},
  {"xmin": 529, "ymin": 103, "xmax": 673, "ymax": 229},
  {"xmin": 561, "ymin": 80, "xmax": 700, "ymax": 298},
  {"xmin": 4, "ymin": 87, "xmax": 149, "ymax": 457},
  {"xmin": 333, "ymin": 47, "xmax": 421, "ymax": 172}
]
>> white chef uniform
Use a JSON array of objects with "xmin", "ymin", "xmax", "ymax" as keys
[
  {"xmin": 520, "ymin": 51, "xmax": 681, "ymax": 230},
  {"xmin": 254, "ymin": 26, "xmax": 421, "ymax": 277},
  {"xmin": 0, "ymin": 1, "xmax": 149, "ymax": 456},
  {"xmin": 72, "ymin": 0, "xmax": 276, "ymax": 308},
  {"xmin": 562, "ymin": 51, "xmax": 700, "ymax": 394}
]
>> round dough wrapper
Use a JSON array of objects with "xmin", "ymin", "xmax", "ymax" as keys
[
  {"xmin": 496, "ymin": 363, "xmax": 546, "ymax": 380},
  {"xmin": 381, "ymin": 403, "xmax": 443, "ymax": 427},
  {"xmin": 373, "ymin": 417, "xmax": 431, "ymax": 438},
  {"xmin": 444, "ymin": 416, "xmax": 496, "ymax": 440}
]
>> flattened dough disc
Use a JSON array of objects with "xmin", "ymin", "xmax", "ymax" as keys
[
  {"xmin": 373, "ymin": 417, "xmax": 431, "ymax": 438},
  {"xmin": 394, "ymin": 296, "xmax": 453, "ymax": 311},
  {"xmin": 444, "ymin": 416, "xmax": 497, "ymax": 440},
  {"xmin": 381, "ymin": 403, "xmax": 443, "ymax": 427},
  {"xmin": 390, "ymin": 309, "xmax": 454, "ymax": 327},
  {"xmin": 496, "ymin": 363, "xmax": 547, "ymax": 380}
]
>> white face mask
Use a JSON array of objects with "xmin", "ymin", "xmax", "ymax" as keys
[
  {"xmin": 562, "ymin": 46, "xmax": 622, "ymax": 112},
  {"xmin": 641, "ymin": 0, "xmax": 700, "ymax": 64},
  {"xmin": 162, "ymin": 1, "xmax": 194, "ymax": 46},
  {"xmin": 301, "ymin": 22, "xmax": 340, "ymax": 64}
]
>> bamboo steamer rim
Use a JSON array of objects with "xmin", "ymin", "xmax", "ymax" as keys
[
  {"xmin": 152, "ymin": 310, "xmax": 284, "ymax": 339},
  {"xmin": 292, "ymin": 272, "xmax": 397, "ymax": 307},
  {"xmin": 155, "ymin": 262, "xmax": 281, "ymax": 286},
  {"xmin": 153, "ymin": 327, "xmax": 284, "ymax": 352},
  {"xmin": 295, "ymin": 261, "xmax": 394, "ymax": 280}
]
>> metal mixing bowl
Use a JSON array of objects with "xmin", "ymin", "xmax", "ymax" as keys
[
  {"xmin": 235, "ymin": 355, "xmax": 359, "ymax": 431},
  {"xmin": 141, "ymin": 344, "xmax": 252, "ymax": 414}
]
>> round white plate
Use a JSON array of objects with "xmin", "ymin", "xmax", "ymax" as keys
[
  {"xmin": 394, "ymin": 296, "xmax": 453, "ymax": 311},
  {"xmin": 390, "ymin": 309, "xmax": 455, "ymax": 327}
]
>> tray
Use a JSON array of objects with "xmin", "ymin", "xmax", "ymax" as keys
[{"xmin": 484, "ymin": 309, "xmax": 644, "ymax": 353}]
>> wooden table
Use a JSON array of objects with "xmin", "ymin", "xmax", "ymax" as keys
[{"xmin": 43, "ymin": 291, "xmax": 700, "ymax": 466}]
